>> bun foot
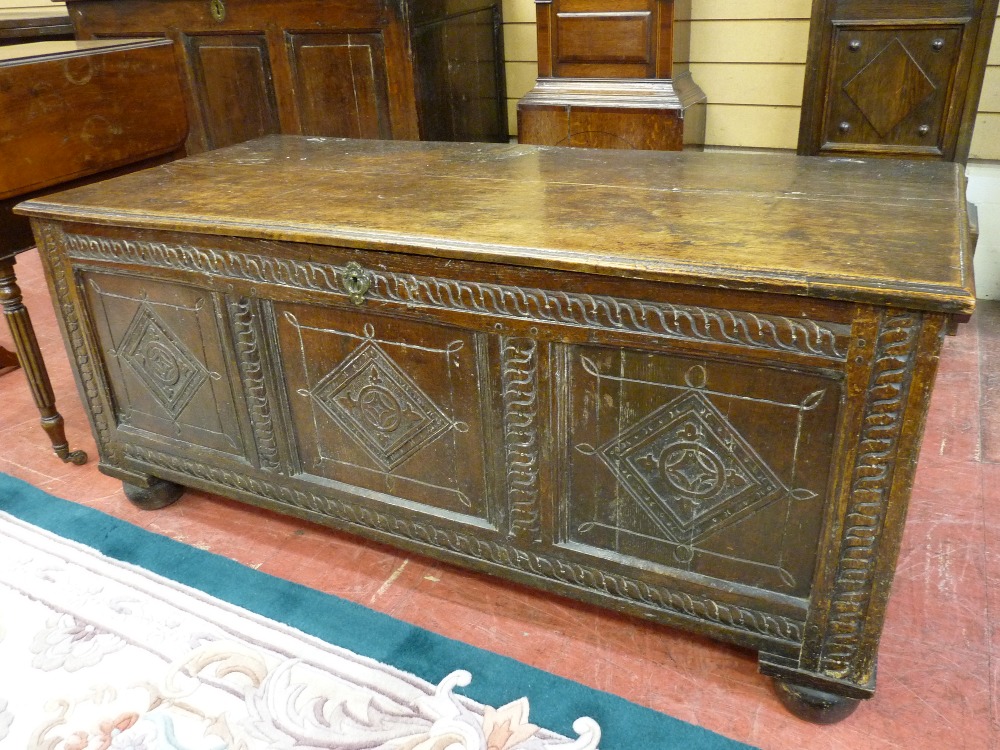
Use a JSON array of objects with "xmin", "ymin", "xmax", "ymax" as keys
[
  {"xmin": 772, "ymin": 679, "xmax": 861, "ymax": 724},
  {"xmin": 123, "ymin": 478, "xmax": 184, "ymax": 510}
]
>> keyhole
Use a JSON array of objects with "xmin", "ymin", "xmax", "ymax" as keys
[{"xmin": 210, "ymin": 0, "xmax": 225, "ymax": 22}]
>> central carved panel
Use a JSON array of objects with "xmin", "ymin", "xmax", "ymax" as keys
[
  {"xmin": 597, "ymin": 390, "xmax": 787, "ymax": 543},
  {"xmin": 312, "ymin": 339, "xmax": 451, "ymax": 470},
  {"xmin": 567, "ymin": 345, "xmax": 840, "ymax": 597},
  {"xmin": 119, "ymin": 305, "xmax": 208, "ymax": 418}
]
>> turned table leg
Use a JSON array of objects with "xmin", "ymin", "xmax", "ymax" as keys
[{"xmin": 0, "ymin": 257, "xmax": 87, "ymax": 465}]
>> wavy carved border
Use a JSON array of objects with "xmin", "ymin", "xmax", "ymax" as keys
[
  {"xmin": 501, "ymin": 337, "xmax": 541, "ymax": 541},
  {"xmin": 228, "ymin": 298, "xmax": 281, "ymax": 472},
  {"xmin": 819, "ymin": 313, "xmax": 919, "ymax": 680},
  {"xmin": 64, "ymin": 234, "xmax": 850, "ymax": 360},
  {"xmin": 123, "ymin": 444, "xmax": 804, "ymax": 645}
]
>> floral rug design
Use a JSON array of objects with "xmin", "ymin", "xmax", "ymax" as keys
[{"xmin": 0, "ymin": 510, "xmax": 600, "ymax": 750}]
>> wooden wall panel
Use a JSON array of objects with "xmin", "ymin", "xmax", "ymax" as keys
[
  {"xmin": 502, "ymin": 0, "xmax": 1000, "ymax": 157},
  {"xmin": 18, "ymin": 0, "xmax": 996, "ymax": 157}
]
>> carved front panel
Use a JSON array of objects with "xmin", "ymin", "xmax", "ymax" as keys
[
  {"xmin": 81, "ymin": 271, "xmax": 247, "ymax": 458},
  {"xmin": 276, "ymin": 301, "xmax": 495, "ymax": 526},
  {"xmin": 565, "ymin": 344, "xmax": 841, "ymax": 599}
]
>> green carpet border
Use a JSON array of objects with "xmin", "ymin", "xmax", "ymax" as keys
[{"xmin": 0, "ymin": 472, "xmax": 756, "ymax": 750}]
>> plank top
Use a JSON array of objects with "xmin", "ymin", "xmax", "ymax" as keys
[{"xmin": 17, "ymin": 135, "xmax": 976, "ymax": 313}]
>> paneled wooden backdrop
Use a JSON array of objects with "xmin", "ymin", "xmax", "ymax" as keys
[
  {"xmin": 1, "ymin": 0, "xmax": 997, "ymax": 157},
  {"xmin": 503, "ymin": 0, "xmax": 1000, "ymax": 159}
]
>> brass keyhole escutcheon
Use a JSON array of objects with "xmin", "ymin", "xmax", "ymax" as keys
[
  {"xmin": 342, "ymin": 262, "xmax": 371, "ymax": 305},
  {"xmin": 209, "ymin": 0, "xmax": 226, "ymax": 22}
]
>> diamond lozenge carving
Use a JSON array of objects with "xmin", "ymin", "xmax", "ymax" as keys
[
  {"xmin": 312, "ymin": 339, "xmax": 451, "ymax": 470},
  {"xmin": 119, "ymin": 306, "xmax": 208, "ymax": 418}
]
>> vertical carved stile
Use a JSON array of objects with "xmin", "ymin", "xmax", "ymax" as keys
[
  {"xmin": 501, "ymin": 337, "xmax": 542, "ymax": 542},
  {"xmin": 228, "ymin": 297, "xmax": 281, "ymax": 472},
  {"xmin": 819, "ymin": 312, "xmax": 920, "ymax": 682},
  {"xmin": 36, "ymin": 223, "xmax": 115, "ymax": 454}
]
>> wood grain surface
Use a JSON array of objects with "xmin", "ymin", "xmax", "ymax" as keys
[{"xmin": 17, "ymin": 135, "xmax": 976, "ymax": 313}]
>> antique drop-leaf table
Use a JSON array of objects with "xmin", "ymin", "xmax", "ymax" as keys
[{"xmin": 17, "ymin": 137, "xmax": 976, "ymax": 722}]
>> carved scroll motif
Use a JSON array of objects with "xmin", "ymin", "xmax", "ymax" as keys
[
  {"xmin": 122, "ymin": 444, "xmax": 804, "ymax": 644},
  {"xmin": 64, "ymin": 234, "xmax": 851, "ymax": 360},
  {"xmin": 501, "ymin": 337, "xmax": 541, "ymax": 542},
  {"xmin": 819, "ymin": 313, "xmax": 919, "ymax": 680},
  {"xmin": 36, "ymin": 224, "xmax": 115, "ymax": 453},
  {"xmin": 228, "ymin": 298, "xmax": 281, "ymax": 472}
]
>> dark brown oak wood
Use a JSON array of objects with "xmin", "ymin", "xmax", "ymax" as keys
[
  {"xmin": 518, "ymin": 0, "xmax": 705, "ymax": 150},
  {"xmin": 66, "ymin": 0, "xmax": 508, "ymax": 153},
  {"xmin": 18, "ymin": 137, "xmax": 974, "ymax": 721},
  {"xmin": 1, "ymin": 38, "xmax": 188, "ymax": 465},
  {"xmin": 798, "ymin": 0, "xmax": 999, "ymax": 161}
]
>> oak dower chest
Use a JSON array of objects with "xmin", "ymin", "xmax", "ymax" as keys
[{"xmin": 18, "ymin": 137, "xmax": 975, "ymax": 723}]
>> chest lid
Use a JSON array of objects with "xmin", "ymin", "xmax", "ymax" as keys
[{"xmin": 16, "ymin": 135, "xmax": 975, "ymax": 314}]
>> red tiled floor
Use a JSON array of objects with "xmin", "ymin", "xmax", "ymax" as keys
[{"xmin": 2, "ymin": 247, "xmax": 998, "ymax": 749}]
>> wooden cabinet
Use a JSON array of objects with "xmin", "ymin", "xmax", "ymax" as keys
[
  {"xmin": 67, "ymin": 0, "xmax": 507, "ymax": 153},
  {"xmin": 19, "ymin": 136, "xmax": 975, "ymax": 722},
  {"xmin": 517, "ymin": 0, "xmax": 704, "ymax": 150},
  {"xmin": 799, "ymin": 0, "xmax": 999, "ymax": 160}
]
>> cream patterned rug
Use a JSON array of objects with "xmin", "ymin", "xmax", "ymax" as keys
[{"xmin": 0, "ymin": 473, "xmax": 756, "ymax": 749}]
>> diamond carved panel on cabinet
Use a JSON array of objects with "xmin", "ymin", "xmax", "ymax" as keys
[
  {"xmin": 81, "ymin": 271, "xmax": 248, "ymax": 460},
  {"xmin": 118, "ymin": 305, "xmax": 209, "ymax": 420},
  {"xmin": 311, "ymin": 338, "xmax": 453, "ymax": 471},
  {"xmin": 799, "ymin": 0, "xmax": 999, "ymax": 160},
  {"xmin": 276, "ymin": 301, "xmax": 494, "ymax": 525},
  {"xmin": 842, "ymin": 38, "xmax": 937, "ymax": 138}
]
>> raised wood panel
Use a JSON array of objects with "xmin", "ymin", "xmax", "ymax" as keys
[
  {"xmin": 559, "ymin": 0, "xmax": 650, "ymax": 11},
  {"xmin": 833, "ymin": 0, "xmax": 975, "ymax": 19},
  {"xmin": 276, "ymin": 300, "xmax": 497, "ymax": 525},
  {"xmin": 564, "ymin": 344, "xmax": 840, "ymax": 598},
  {"xmin": 287, "ymin": 32, "xmax": 391, "ymax": 140},
  {"xmin": 83, "ymin": 271, "xmax": 250, "ymax": 460},
  {"xmin": 822, "ymin": 25, "xmax": 962, "ymax": 154},
  {"xmin": 799, "ymin": 0, "xmax": 997, "ymax": 161},
  {"xmin": 555, "ymin": 13, "xmax": 652, "ymax": 70},
  {"xmin": 187, "ymin": 34, "xmax": 279, "ymax": 150},
  {"xmin": 69, "ymin": 0, "xmax": 506, "ymax": 147}
]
